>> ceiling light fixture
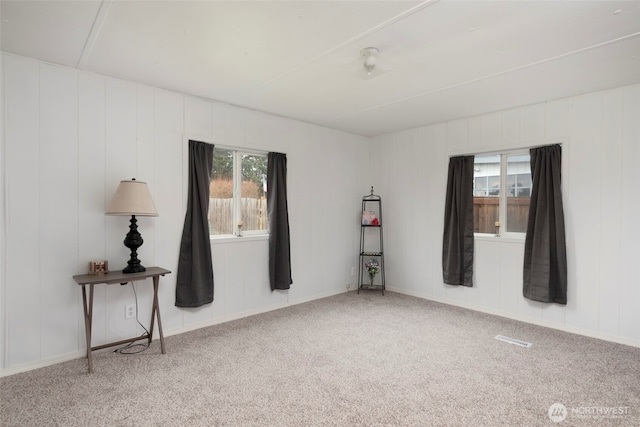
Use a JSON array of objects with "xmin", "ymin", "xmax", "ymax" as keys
[
  {"xmin": 342, "ymin": 47, "xmax": 395, "ymax": 80},
  {"xmin": 361, "ymin": 47, "xmax": 380, "ymax": 76}
]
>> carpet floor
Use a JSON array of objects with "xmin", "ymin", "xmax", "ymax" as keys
[{"xmin": 1, "ymin": 291, "xmax": 639, "ymax": 426}]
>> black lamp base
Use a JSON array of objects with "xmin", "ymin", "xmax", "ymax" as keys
[
  {"xmin": 123, "ymin": 215, "xmax": 146, "ymax": 274},
  {"xmin": 123, "ymin": 263, "xmax": 146, "ymax": 274}
]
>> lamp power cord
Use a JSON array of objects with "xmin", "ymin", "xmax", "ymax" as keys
[{"xmin": 114, "ymin": 282, "xmax": 150, "ymax": 355}]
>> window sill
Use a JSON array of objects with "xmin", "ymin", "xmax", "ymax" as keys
[
  {"xmin": 474, "ymin": 234, "xmax": 526, "ymax": 244},
  {"xmin": 210, "ymin": 234, "xmax": 269, "ymax": 245}
]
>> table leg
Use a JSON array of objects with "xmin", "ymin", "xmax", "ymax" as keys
[
  {"xmin": 149, "ymin": 275, "xmax": 166, "ymax": 354},
  {"xmin": 81, "ymin": 284, "xmax": 94, "ymax": 373}
]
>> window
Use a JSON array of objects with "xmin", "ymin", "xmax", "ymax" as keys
[
  {"xmin": 209, "ymin": 147, "xmax": 268, "ymax": 236},
  {"xmin": 473, "ymin": 152, "xmax": 531, "ymax": 235}
]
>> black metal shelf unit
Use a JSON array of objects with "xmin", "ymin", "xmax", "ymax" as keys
[{"xmin": 358, "ymin": 187, "xmax": 385, "ymax": 295}]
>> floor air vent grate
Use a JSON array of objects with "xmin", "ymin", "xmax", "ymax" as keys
[{"xmin": 495, "ymin": 335, "xmax": 532, "ymax": 348}]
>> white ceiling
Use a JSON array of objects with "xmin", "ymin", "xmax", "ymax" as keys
[{"xmin": 2, "ymin": 0, "xmax": 639, "ymax": 137}]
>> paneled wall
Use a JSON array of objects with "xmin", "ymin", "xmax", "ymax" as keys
[
  {"xmin": 1, "ymin": 53, "xmax": 369, "ymax": 374},
  {"xmin": 3, "ymin": 50, "xmax": 637, "ymax": 375},
  {"xmin": 371, "ymin": 84, "xmax": 640, "ymax": 347}
]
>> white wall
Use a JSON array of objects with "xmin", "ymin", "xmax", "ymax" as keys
[
  {"xmin": 1, "ymin": 52, "xmax": 370, "ymax": 375},
  {"xmin": 3, "ymin": 50, "xmax": 637, "ymax": 376},
  {"xmin": 371, "ymin": 84, "xmax": 640, "ymax": 347}
]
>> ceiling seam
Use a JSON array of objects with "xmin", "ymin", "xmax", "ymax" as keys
[
  {"xmin": 321, "ymin": 31, "xmax": 640, "ymax": 125},
  {"xmin": 76, "ymin": 0, "xmax": 113, "ymax": 69},
  {"xmin": 235, "ymin": 0, "xmax": 440, "ymax": 101}
]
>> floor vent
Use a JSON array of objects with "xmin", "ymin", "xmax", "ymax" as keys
[{"xmin": 495, "ymin": 335, "xmax": 532, "ymax": 348}]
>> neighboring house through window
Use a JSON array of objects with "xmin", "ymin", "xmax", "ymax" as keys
[{"xmin": 473, "ymin": 152, "xmax": 531, "ymax": 235}]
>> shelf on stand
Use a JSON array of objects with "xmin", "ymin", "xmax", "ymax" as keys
[{"xmin": 357, "ymin": 187, "xmax": 385, "ymax": 295}]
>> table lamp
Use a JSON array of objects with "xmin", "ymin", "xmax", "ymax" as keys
[{"xmin": 105, "ymin": 179, "xmax": 158, "ymax": 273}]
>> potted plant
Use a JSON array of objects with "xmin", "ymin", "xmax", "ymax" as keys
[{"xmin": 365, "ymin": 258, "xmax": 379, "ymax": 287}]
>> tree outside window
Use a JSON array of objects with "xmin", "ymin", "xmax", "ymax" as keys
[{"xmin": 209, "ymin": 148, "xmax": 268, "ymax": 236}]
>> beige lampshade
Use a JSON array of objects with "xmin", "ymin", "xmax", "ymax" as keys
[{"xmin": 105, "ymin": 179, "xmax": 158, "ymax": 216}]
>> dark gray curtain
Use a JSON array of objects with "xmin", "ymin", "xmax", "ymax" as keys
[
  {"xmin": 176, "ymin": 140, "xmax": 214, "ymax": 307},
  {"xmin": 267, "ymin": 152, "xmax": 292, "ymax": 291},
  {"xmin": 442, "ymin": 155, "xmax": 475, "ymax": 287},
  {"xmin": 523, "ymin": 144, "xmax": 567, "ymax": 304}
]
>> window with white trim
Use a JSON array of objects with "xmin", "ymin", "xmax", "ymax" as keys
[
  {"xmin": 473, "ymin": 152, "xmax": 531, "ymax": 235},
  {"xmin": 209, "ymin": 147, "xmax": 268, "ymax": 236}
]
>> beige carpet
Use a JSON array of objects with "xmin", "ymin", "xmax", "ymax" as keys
[{"xmin": 1, "ymin": 291, "xmax": 639, "ymax": 426}]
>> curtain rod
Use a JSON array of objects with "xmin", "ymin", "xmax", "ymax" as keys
[
  {"xmin": 183, "ymin": 134, "xmax": 285, "ymax": 155},
  {"xmin": 448, "ymin": 140, "xmax": 564, "ymax": 158}
]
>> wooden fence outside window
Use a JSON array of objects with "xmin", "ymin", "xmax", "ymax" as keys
[
  {"xmin": 473, "ymin": 197, "xmax": 530, "ymax": 233},
  {"xmin": 209, "ymin": 197, "xmax": 268, "ymax": 235}
]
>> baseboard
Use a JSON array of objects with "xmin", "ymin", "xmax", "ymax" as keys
[
  {"xmin": 0, "ymin": 350, "xmax": 87, "ymax": 378},
  {"xmin": 288, "ymin": 287, "xmax": 348, "ymax": 306},
  {"xmin": 387, "ymin": 286, "xmax": 640, "ymax": 349},
  {"xmin": 1, "ymin": 288, "xmax": 350, "ymax": 378},
  {"xmin": 164, "ymin": 288, "xmax": 348, "ymax": 338}
]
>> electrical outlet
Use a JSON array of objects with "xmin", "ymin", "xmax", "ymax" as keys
[
  {"xmin": 351, "ymin": 266, "xmax": 355, "ymax": 277},
  {"xmin": 125, "ymin": 304, "xmax": 136, "ymax": 319}
]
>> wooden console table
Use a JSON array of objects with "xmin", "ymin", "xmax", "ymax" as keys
[{"xmin": 72, "ymin": 267, "xmax": 171, "ymax": 373}]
